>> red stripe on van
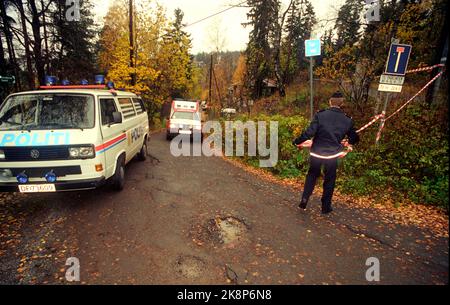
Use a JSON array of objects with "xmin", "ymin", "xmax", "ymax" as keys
[{"xmin": 96, "ymin": 133, "xmax": 127, "ymax": 152}]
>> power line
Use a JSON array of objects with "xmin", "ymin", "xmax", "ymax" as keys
[{"xmin": 184, "ymin": 0, "xmax": 248, "ymax": 28}]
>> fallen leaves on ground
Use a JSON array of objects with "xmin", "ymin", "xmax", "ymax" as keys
[{"xmin": 223, "ymin": 157, "xmax": 449, "ymax": 238}]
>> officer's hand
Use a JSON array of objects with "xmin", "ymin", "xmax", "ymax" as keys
[
  {"xmin": 297, "ymin": 139, "xmax": 312, "ymax": 149},
  {"xmin": 341, "ymin": 139, "xmax": 349, "ymax": 147}
]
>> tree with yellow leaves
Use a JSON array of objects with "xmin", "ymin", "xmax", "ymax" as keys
[{"xmin": 98, "ymin": 1, "xmax": 200, "ymax": 120}]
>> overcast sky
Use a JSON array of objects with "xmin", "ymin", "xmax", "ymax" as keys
[{"xmin": 93, "ymin": 0, "xmax": 346, "ymax": 54}]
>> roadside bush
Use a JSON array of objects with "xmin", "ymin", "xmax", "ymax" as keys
[{"xmin": 225, "ymin": 102, "xmax": 449, "ymax": 210}]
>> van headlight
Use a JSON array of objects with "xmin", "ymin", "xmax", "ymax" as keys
[
  {"xmin": 68, "ymin": 145, "xmax": 95, "ymax": 159},
  {"xmin": 0, "ymin": 149, "xmax": 5, "ymax": 160}
]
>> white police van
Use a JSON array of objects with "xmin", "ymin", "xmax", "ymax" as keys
[{"xmin": 0, "ymin": 86, "xmax": 149, "ymax": 192}]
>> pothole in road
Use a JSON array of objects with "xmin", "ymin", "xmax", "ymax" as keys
[
  {"xmin": 175, "ymin": 255, "xmax": 206, "ymax": 279},
  {"xmin": 207, "ymin": 216, "xmax": 249, "ymax": 246},
  {"xmin": 190, "ymin": 215, "xmax": 250, "ymax": 248}
]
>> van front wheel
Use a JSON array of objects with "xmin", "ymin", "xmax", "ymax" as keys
[
  {"xmin": 112, "ymin": 158, "xmax": 125, "ymax": 191},
  {"xmin": 137, "ymin": 140, "xmax": 147, "ymax": 161}
]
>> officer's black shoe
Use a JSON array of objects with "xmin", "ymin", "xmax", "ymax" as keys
[
  {"xmin": 298, "ymin": 199, "xmax": 308, "ymax": 210},
  {"xmin": 321, "ymin": 207, "xmax": 333, "ymax": 214}
]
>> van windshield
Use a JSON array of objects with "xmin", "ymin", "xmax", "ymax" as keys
[
  {"xmin": 171, "ymin": 111, "xmax": 199, "ymax": 121},
  {"xmin": 0, "ymin": 94, "xmax": 95, "ymax": 131}
]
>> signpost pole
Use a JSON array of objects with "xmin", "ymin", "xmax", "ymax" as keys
[
  {"xmin": 305, "ymin": 39, "xmax": 320, "ymax": 120},
  {"xmin": 376, "ymin": 92, "xmax": 390, "ymax": 145},
  {"xmin": 376, "ymin": 38, "xmax": 412, "ymax": 144},
  {"xmin": 309, "ymin": 57, "xmax": 314, "ymax": 120}
]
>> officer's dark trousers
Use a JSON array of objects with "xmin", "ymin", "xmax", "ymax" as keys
[{"xmin": 301, "ymin": 156, "xmax": 338, "ymax": 211}]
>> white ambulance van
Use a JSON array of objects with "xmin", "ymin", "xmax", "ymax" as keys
[
  {"xmin": 165, "ymin": 99, "xmax": 202, "ymax": 140},
  {"xmin": 0, "ymin": 86, "xmax": 149, "ymax": 192}
]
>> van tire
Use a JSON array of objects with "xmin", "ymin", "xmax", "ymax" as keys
[
  {"xmin": 137, "ymin": 140, "xmax": 147, "ymax": 161},
  {"xmin": 112, "ymin": 157, "xmax": 125, "ymax": 191}
]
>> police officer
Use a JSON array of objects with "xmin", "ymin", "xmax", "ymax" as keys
[{"xmin": 292, "ymin": 91, "xmax": 359, "ymax": 214}]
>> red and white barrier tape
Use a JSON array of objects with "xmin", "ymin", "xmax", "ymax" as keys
[
  {"xmin": 385, "ymin": 70, "xmax": 444, "ymax": 121},
  {"xmin": 297, "ymin": 140, "xmax": 351, "ymax": 159},
  {"xmin": 310, "ymin": 151, "xmax": 348, "ymax": 159},
  {"xmin": 356, "ymin": 113, "xmax": 385, "ymax": 134},
  {"xmin": 375, "ymin": 111, "xmax": 386, "ymax": 143},
  {"xmin": 406, "ymin": 63, "xmax": 445, "ymax": 74},
  {"xmin": 297, "ymin": 65, "xmax": 445, "ymax": 158}
]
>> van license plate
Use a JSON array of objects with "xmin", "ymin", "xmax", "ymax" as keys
[
  {"xmin": 179, "ymin": 130, "xmax": 192, "ymax": 135},
  {"xmin": 18, "ymin": 184, "xmax": 56, "ymax": 193}
]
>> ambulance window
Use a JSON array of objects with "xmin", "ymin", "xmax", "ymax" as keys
[
  {"xmin": 100, "ymin": 98, "xmax": 117, "ymax": 125},
  {"xmin": 118, "ymin": 98, "xmax": 136, "ymax": 119},
  {"xmin": 132, "ymin": 98, "xmax": 145, "ymax": 114}
]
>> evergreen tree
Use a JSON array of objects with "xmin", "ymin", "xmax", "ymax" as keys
[
  {"xmin": 244, "ymin": 0, "xmax": 280, "ymax": 99},
  {"xmin": 0, "ymin": 0, "xmax": 20, "ymax": 90},
  {"xmin": 51, "ymin": 0, "xmax": 98, "ymax": 82},
  {"xmin": 334, "ymin": 0, "xmax": 364, "ymax": 49},
  {"xmin": 157, "ymin": 8, "xmax": 195, "ymax": 99},
  {"xmin": 282, "ymin": 0, "xmax": 317, "ymax": 82}
]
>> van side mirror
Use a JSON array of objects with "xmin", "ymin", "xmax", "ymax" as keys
[{"xmin": 112, "ymin": 112, "xmax": 122, "ymax": 124}]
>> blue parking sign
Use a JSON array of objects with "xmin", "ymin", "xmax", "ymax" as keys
[
  {"xmin": 305, "ymin": 39, "xmax": 321, "ymax": 57},
  {"xmin": 385, "ymin": 43, "xmax": 412, "ymax": 75}
]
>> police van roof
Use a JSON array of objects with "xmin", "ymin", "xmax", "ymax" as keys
[{"xmin": 8, "ymin": 89, "xmax": 138, "ymax": 97}]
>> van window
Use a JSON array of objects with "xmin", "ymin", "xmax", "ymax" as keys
[
  {"xmin": 118, "ymin": 98, "xmax": 136, "ymax": 119},
  {"xmin": 132, "ymin": 98, "xmax": 145, "ymax": 114},
  {"xmin": 100, "ymin": 98, "xmax": 118, "ymax": 125},
  {"xmin": 0, "ymin": 94, "xmax": 94, "ymax": 130}
]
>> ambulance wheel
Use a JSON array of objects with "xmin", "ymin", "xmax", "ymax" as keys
[
  {"xmin": 137, "ymin": 140, "xmax": 147, "ymax": 161},
  {"xmin": 112, "ymin": 157, "xmax": 125, "ymax": 191}
]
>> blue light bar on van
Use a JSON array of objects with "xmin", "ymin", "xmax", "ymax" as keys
[
  {"xmin": 81, "ymin": 79, "xmax": 89, "ymax": 85},
  {"xmin": 45, "ymin": 76, "xmax": 57, "ymax": 86},
  {"xmin": 39, "ymin": 85, "xmax": 107, "ymax": 90},
  {"xmin": 95, "ymin": 75, "xmax": 105, "ymax": 85}
]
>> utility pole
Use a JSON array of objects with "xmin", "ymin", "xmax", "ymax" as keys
[
  {"xmin": 212, "ymin": 67, "xmax": 223, "ymax": 109},
  {"xmin": 129, "ymin": 0, "xmax": 135, "ymax": 86},
  {"xmin": 208, "ymin": 54, "xmax": 213, "ymax": 106}
]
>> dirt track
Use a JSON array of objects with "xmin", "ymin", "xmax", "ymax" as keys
[{"xmin": 0, "ymin": 132, "xmax": 448, "ymax": 284}]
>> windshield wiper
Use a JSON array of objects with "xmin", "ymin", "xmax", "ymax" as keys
[
  {"xmin": 40, "ymin": 123, "xmax": 84, "ymax": 131},
  {"xmin": 0, "ymin": 119, "xmax": 23, "ymax": 126},
  {"xmin": 0, "ymin": 119, "xmax": 34, "ymax": 132}
]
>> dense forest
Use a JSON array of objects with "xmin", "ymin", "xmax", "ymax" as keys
[{"xmin": 0, "ymin": 0, "xmax": 98, "ymax": 98}]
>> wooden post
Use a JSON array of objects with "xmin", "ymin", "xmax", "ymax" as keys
[{"xmin": 129, "ymin": 0, "xmax": 135, "ymax": 86}]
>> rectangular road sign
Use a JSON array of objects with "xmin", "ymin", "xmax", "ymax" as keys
[
  {"xmin": 305, "ymin": 39, "xmax": 321, "ymax": 57},
  {"xmin": 378, "ymin": 83, "xmax": 403, "ymax": 92},
  {"xmin": 385, "ymin": 43, "xmax": 412, "ymax": 75},
  {"xmin": 380, "ymin": 74, "xmax": 405, "ymax": 85},
  {"xmin": 0, "ymin": 75, "xmax": 16, "ymax": 84}
]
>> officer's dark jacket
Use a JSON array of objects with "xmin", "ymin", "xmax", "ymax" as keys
[{"xmin": 292, "ymin": 107, "xmax": 359, "ymax": 156}]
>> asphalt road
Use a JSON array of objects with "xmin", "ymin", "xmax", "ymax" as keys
[{"xmin": 0, "ymin": 132, "xmax": 448, "ymax": 284}]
